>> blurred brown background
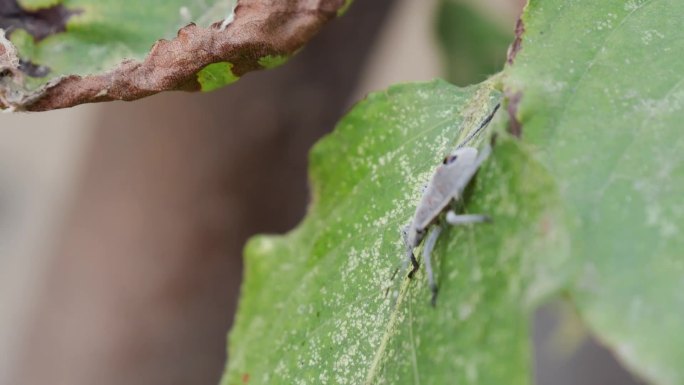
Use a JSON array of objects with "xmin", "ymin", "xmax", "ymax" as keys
[{"xmin": 0, "ymin": 1, "xmax": 642, "ymax": 384}]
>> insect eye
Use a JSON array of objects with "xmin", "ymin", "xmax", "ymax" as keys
[{"xmin": 443, "ymin": 155, "xmax": 458, "ymax": 164}]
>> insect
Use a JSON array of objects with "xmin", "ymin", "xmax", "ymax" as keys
[{"xmin": 402, "ymin": 104, "xmax": 499, "ymax": 306}]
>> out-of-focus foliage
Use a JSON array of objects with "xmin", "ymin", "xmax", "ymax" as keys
[{"xmin": 436, "ymin": 0, "xmax": 512, "ymax": 86}]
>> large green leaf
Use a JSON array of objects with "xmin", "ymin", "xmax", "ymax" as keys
[
  {"xmin": 222, "ymin": 80, "xmax": 570, "ymax": 384},
  {"xmin": 223, "ymin": 1, "xmax": 684, "ymax": 384},
  {"xmin": 0, "ymin": 0, "xmax": 348, "ymax": 110},
  {"xmin": 504, "ymin": 0, "xmax": 684, "ymax": 383}
]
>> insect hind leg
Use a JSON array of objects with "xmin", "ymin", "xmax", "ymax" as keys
[
  {"xmin": 445, "ymin": 212, "xmax": 491, "ymax": 225},
  {"xmin": 422, "ymin": 226, "xmax": 442, "ymax": 306}
]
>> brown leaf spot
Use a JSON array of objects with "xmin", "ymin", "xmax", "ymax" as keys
[{"xmin": 506, "ymin": 16, "xmax": 525, "ymax": 65}]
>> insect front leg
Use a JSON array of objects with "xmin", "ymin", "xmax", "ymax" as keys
[
  {"xmin": 407, "ymin": 250, "xmax": 420, "ymax": 279},
  {"xmin": 401, "ymin": 225, "xmax": 421, "ymax": 279}
]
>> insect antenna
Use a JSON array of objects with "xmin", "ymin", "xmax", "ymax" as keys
[{"xmin": 457, "ymin": 103, "xmax": 500, "ymax": 149}]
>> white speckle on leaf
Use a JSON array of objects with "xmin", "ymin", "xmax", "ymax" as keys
[
  {"xmin": 179, "ymin": 6, "xmax": 191, "ymax": 23},
  {"xmin": 641, "ymin": 29, "xmax": 665, "ymax": 45},
  {"xmin": 624, "ymin": 0, "xmax": 646, "ymax": 11},
  {"xmin": 459, "ymin": 303, "xmax": 474, "ymax": 321},
  {"xmin": 274, "ymin": 360, "xmax": 287, "ymax": 376},
  {"xmin": 466, "ymin": 361, "xmax": 479, "ymax": 382},
  {"xmin": 255, "ymin": 237, "xmax": 275, "ymax": 254},
  {"xmin": 544, "ymin": 80, "xmax": 567, "ymax": 93},
  {"xmin": 471, "ymin": 266, "xmax": 482, "ymax": 282},
  {"xmin": 638, "ymin": 90, "xmax": 684, "ymax": 119}
]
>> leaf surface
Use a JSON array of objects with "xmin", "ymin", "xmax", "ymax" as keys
[
  {"xmin": 504, "ymin": 0, "xmax": 684, "ymax": 383},
  {"xmin": 223, "ymin": 0, "xmax": 684, "ymax": 383},
  {"xmin": 222, "ymin": 80, "xmax": 569, "ymax": 385}
]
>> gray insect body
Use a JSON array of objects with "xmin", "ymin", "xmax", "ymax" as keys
[
  {"xmin": 403, "ymin": 144, "xmax": 491, "ymax": 305},
  {"xmin": 406, "ymin": 147, "xmax": 481, "ymax": 248},
  {"xmin": 399, "ymin": 102, "xmax": 499, "ymax": 305}
]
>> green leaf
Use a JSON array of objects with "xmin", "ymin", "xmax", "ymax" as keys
[
  {"xmin": 222, "ymin": 80, "xmax": 570, "ymax": 384},
  {"xmin": 436, "ymin": 0, "xmax": 513, "ymax": 86},
  {"xmin": 223, "ymin": 1, "xmax": 684, "ymax": 383},
  {"xmin": 505, "ymin": 0, "xmax": 684, "ymax": 383}
]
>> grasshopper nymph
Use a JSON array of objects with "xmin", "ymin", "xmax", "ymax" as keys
[{"xmin": 402, "ymin": 104, "xmax": 499, "ymax": 305}]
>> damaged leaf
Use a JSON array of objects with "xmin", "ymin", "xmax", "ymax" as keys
[{"xmin": 0, "ymin": 0, "xmax": 348, "ymax": 111}]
